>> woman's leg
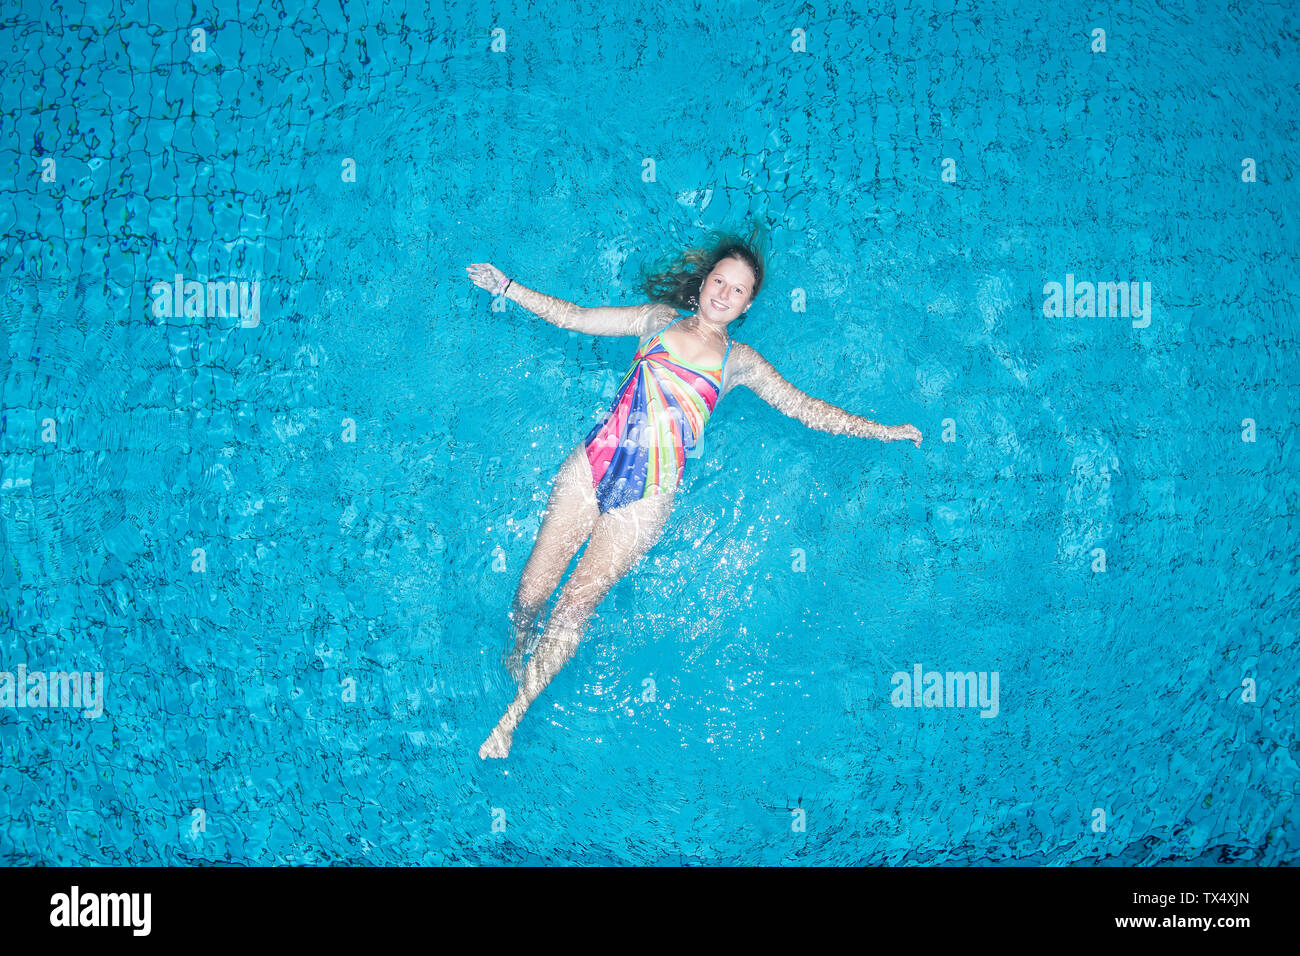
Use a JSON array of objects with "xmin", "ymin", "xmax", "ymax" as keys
[
  {"xmin": 479, "ymin": 489, "xmax": 674, "ymax": 758},
  {"xmin": 504, "ymin": 445, "xmax": 600, "ymax": 680}
]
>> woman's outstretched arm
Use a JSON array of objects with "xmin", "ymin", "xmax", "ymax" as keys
[
  {"xmin": 466, "ymin": 262, "xmax": 672, "ymax": 338},
  {"xmin": 725, "ymin": 341, "xmax": 922, "ymax": 446}
]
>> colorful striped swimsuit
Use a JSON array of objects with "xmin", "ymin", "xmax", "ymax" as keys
[{"xmin": 584, "ymin": 314, "xmax": 732, "ymax": 514}]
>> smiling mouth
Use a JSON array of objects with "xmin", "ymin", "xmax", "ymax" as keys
[{"xmin": 710, "ymin": 299, "xmax": 727, "ymax": 311}]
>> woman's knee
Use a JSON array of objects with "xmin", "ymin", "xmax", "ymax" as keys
[
  {"xmin": 510, "ymin": 587, "xmax": 546, "ymax": 623},
  {"xmin": 549, "ymin": 583, "xmax": 605, "ymax": 630},
  {"xmin": 514, "ymin": 548, "xmax": 564, "ymax": 606}
]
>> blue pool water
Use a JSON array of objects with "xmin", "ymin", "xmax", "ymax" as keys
[{"xmin": 1, "ymin": 0, "xmax": 1296, "ymax": 865}]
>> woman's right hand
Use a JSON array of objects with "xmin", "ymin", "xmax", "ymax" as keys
[
  {"xmin": 887, "ymin": 423, "xmax": 923, "ymax": 448},
  {"xmin": 466, "ymin": 262, "xmax": 509, "ymax": 294}
]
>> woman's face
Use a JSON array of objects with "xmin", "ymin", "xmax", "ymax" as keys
[{"xmin": 698, "ymin": 257, "xmax": 756, "ymax": 325}]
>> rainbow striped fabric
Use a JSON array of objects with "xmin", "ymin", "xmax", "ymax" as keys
[{"xmin": 584, "ymin": 316, "xmax": 732, "ymax": 514}]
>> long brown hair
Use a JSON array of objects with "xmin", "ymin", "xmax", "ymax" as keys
[{"xmin": 640, "ymin": 222, "xmax": 769, "ymax": 332}]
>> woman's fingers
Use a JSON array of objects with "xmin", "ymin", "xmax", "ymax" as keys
[
  {"xmin": 465, "ymin": 262, "xmax": 500, "ymax": 291},
  {"xmin": 891, "ymin": 423, "xmax": 922, "ymax": 446}
]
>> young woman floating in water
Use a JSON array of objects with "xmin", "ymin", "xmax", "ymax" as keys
[{"xmin": 466, "ymin": 228, "xmax": 922, "ymax": 759}]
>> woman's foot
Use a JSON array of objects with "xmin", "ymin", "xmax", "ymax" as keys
[{"xmin": 479, "ymin": 725, "xmax": 513, "ymax": 759}]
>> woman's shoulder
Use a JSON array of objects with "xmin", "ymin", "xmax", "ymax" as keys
[
  {"xmin": 720, "ymin": 338, "xmax": 757, "ymax": 397},
  {"xmin": 654, "ymin": 302, "xmax": 684, "ymax": 324},
  {"xmin": 720, "ymin": 340, "xmax": 780, "ymax": 389},
  {"xmin": 636, "ymin": 303, "xmax": 682, "ymax": 346},
  {"xmin": 725, "ymin": 338, "xmax": 760, "ymax": 367}
]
